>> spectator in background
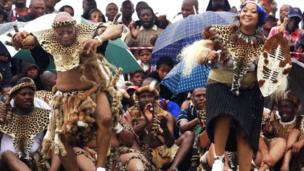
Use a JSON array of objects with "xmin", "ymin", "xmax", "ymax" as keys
[
  {"xmin": 0, "ymin": 8, "xmax": 8, "ymax": 23},
  {"xmin": 148, "ymin": 57, "xmax": 175, "ymax": 100},
  {"xmin": 82, "ymin": 0, "xmax": 96, "ymax": 17},
  {"xmin": 136, "ymin": 46, "xmax": 153, "ymax": 74},
  {"xmin": 0, "ymin": 0, "xmax": 13, "ymax": 13},
  {"xmin": 58, "ymin": 5, "xmax": 74, "ymax": 16},
  {"xmin": 125, "ymin": 83, "xmax": 192, "ymax": 171},
  {"xmin": 34, "ymin": 70, "xmax": 56, "ymax": 104},
  {"xmin": 268, "ymin": 7, "xmax": 304, "ymax": 51},
  {"xmin": 177, "ymin": 87, "xmax": 209, "ymax": 169},
  {"xmin": 181, "ymin": 0, "xmax": 198, "ymax": 18},
  {"xmin": 83, "ymin": 8, "xmax": 106, "ymax": 23},
  {"xmin": 126, "ymin": 6, "xmax": 162, "ymax": 47},
  {"xmin": 105, "ymin": 2, "xmax": 118, "ymax": 22},
  {"xmin": 120, "ymin": 0, "xmax": 134, "ymax": 27},
  {"xmin": 263, "ymin": 15, "xmax": 278, "ymax": 37},
  {"xmin": 293, "ymin": 34, "xmax": 304, "ymax": 62},
  {"xmin": 0, "ymin": 84, "xmax": 11, "ymax": 102},
  {"xmin": 17, "ymin": 0, "xmax": 45, "ymax": 22},
  {"xmin": 12, "ymin": 63, "xmax": 42, "ymax": 90},
  {"xmin": 302, "ymin": 12, "xmax": 304, "ymax": 29},
  {"xmin": 230, "ymin": 6, "xmax": 238, "ymax": 13},
  {"xmin": 44, "ymin": 0, "xmax": 60, "ymax": 14},
  {"xmin": 0, "ymin": 0, "xmax": 13, "ymax": 22},
  {"xmin": 148, "ymin": 57, "xmax": 174, "ymax": 82},
  {"xmin": 39, "ymin": 70, "xmax": 56, "ymax": 91},
  {"xmin": 11, "ymin": 0, "xmax": 29, "ymax": 21},
  {"xmin": 129, "ymin": 70, "xmax": 145, "ymax": 87},
  {"xmin": 278, "ymin": 4, "xmax": 291, "ymax": 26},
  {"xmin": 0, "ymin": 42, "xmax": 13, "ymax": 88},
  {"xmin": 177, "ymin": 87, "xmax": 207, "ymax": 134},
  {"xmin": 135, "ymin": 1, "xmax": 149, "ymax": 19},
  {"xmin": 206, "ymin": 0, "xmax": 231, "ymax": 12},
  {"xmin": 142, "ymin": 77, "xmax": 181, "ymax": 118}
]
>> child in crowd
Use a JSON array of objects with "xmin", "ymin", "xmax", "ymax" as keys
[{"xmin": 136, "ymin": 47, "xmax": 153, "ymax": 74}]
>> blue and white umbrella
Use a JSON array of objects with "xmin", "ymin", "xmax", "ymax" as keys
[
  {"xmin": 161, "ymin": 61, "xmax": 210, "ymax": 95},
  {"xmin": 152, "ymin": 11, "xmax": 236, "ymax": 64}
]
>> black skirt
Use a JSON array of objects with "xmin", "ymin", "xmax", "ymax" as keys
[{"xmin": 206, "ymin": 83, "xmax": 264, "ymax": 152}]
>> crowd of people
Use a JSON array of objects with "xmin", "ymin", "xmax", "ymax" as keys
[{"xmin": 0, "ymin": 0, "xmax": 304, "ymax": 171}]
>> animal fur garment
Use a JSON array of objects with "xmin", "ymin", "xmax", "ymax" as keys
[{"xmin": 179, "ymin": 40, "xmax": 214, "ymax": 76}]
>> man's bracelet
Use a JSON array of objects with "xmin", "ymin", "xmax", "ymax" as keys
[{"xmin": 94, "ymin": 36, "xmax": 104, "ymax": 44}]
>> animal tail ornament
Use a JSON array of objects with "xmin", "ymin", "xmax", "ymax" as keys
[
  {"xmin": 179, "ymin": 39, "xmax": 213, "ymax": 76},
  {"xmin": 258, "ymin": 33, "xmax": 292, "ymax": 98}
]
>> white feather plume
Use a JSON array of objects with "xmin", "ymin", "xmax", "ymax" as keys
[{"xmin": 178, "ymin": 39, "xmax": 213, "ymax": 76}]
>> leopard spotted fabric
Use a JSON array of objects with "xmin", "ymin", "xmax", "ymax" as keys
[
  {"xmin": 0, "ymin": 107, "xmax": 50, "ymax": 159},
  {"xmin": 206, "ymin": 24, "xmax": 265, "ymax": 95},
  {"xmin": 33, "ymin": 24, "xmax": 97, "ymax": 72}
]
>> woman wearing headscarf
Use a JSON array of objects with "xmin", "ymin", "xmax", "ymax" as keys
[{"xmin": 180, "ymin": 1, "xmax": 269, "ymax": 170}]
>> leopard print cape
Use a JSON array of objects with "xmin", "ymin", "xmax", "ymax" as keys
[
  {"xmin": 33, "ymin": 24, "xmax": 98, "ymax": 72},
  {"xmin": 205, "ymin": 24, "xmax": 265, "ymax": 95},
  {"xmin": 0, "ymin": 107, "xmax": 50, "ymax": 159}
]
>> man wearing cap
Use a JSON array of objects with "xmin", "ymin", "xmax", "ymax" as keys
[
  {"xmin": 124, "ymin": 82, "xmax": 193, "ymax": 171},
  {"xmin": 268, "ymin": 7, "xmax": 304, "ymax": 51},
  {"xmin": 11, "ymin": 12, "xmax": 123, "ymax": 171},
  {"xmin": 0, "ymin": 77, "xmax": 50, "ymax": 171}
]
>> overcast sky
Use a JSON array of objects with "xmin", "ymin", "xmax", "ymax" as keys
[{"xmin": 53, "ymin": 0, "xmax": 304, "ymax": 21}]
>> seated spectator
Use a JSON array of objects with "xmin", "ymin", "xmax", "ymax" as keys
[
  {"xmin": 142, "ymin": 77, "xmax": 180, "ymax": 118},
  {"xmin": 49, "ymin": 118, "xmax": 153, "ymax": 171},
  {"xmin": 0, "ymin": 77, "xmax": 50, "ymax": 171},
  {"xmin": 0, "ymin": 84, "xmax": 12, "ymax": 102},
  {"xmin": 136, "ymin": 46, "xmax": 153, "ymax": 73},
  {"xmin": 148, "ymin": 57, "xmax": 174, "ymax": 82},
  {"xmin": 255, "ymin": 91, "xmax": 302, "ymax": 171},
  {"xmin": 0, "ymin": 42, "xmax": 13, "ymax": 88},
  {"xmin": 124, "ymin": 82, "xmax": 193, "ymax": 170},
  {"xmin": 35, "ymin": 70, "xmax": 56, "ymax": 104},
  {"xmin": 12, "ymin": 63, "xmax": 43, "ymax": 90},
  {"xmin": 58, "ymin": 5, "xmax": 74, "ymax": 16},
  {"xmin": 129, "ymin": 70, "xmax": 144, "ymax": 87},
  {"xmin": 177, "ymin": 88, "xmax": 209, "ymax": 169}
]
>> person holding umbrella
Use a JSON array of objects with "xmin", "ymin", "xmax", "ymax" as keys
[{"xmin": 180, "ymin": 1, "xmax": 268, "ymax": 170}]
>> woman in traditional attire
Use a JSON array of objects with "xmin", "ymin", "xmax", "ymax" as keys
[{"xmin": 180, "ymin": 1, "xmax": 269, "ymax": 170}]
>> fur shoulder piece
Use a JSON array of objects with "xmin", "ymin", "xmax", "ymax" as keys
[{"xmin": 33, "ymin": 24, "xmax": 98, "ymax": 72}]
